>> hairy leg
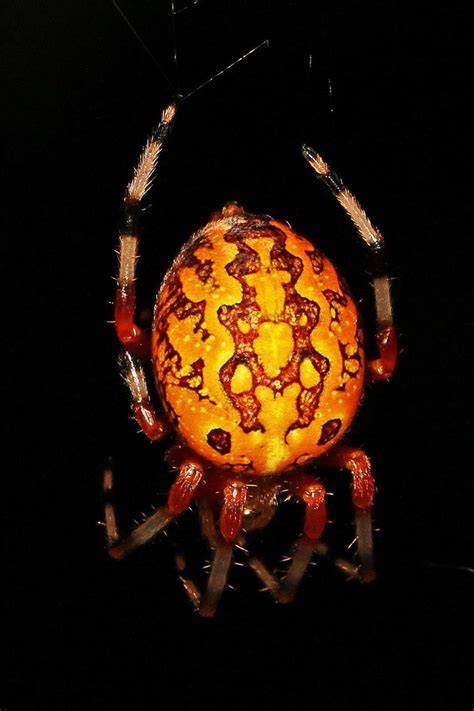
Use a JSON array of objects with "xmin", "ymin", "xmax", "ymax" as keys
[
  {"xmin": 277, "ymin": 473, "xmax": 327, "ymax": 603},
  {"xmin": 104, "ymin": 458, "xmax": 202, "ymax": 560},
  {"xmin": 172, "ymin": 478, "xmax": 249, "ymax": 616},
  {"xmin": 302, "ymin": 146, "xmax": 397, "ymax": 382},
  {"xmin": 198, "ymin": 537, "xmax": 234, "ymax": 617},
  {"xmin": 119, "ymin": 351, "xmax": 170, "ymax": 441},
  {"xmin": 198, "ymin": 479, "xmax": 248, "ymax": 617},
  {"xmin": 322, "ymin": 444, "xmax": 376, "ymax": 581},
  {"xmin": 114, "ymin": 104, "xmax": 177, "ymax": 358}
]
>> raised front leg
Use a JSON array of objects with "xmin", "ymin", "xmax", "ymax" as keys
[
  {"xmin": 322, "ymin": 444, "xmax": 376, "ymax": 582},
  {"xmin": 114, "ymin": 103, "xmax": 177, "ymax": 359},
  {"xmin": 302, "ymin": 145, "xmax": 397, "ymax": 382}
]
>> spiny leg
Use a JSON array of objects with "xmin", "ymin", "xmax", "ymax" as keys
[
  {"xmin": 278, "ymin": 474, "xmax": 327, "ymax": 603},
  {"xmin": 313, "ymin": 542, "xmax": 360, "ymax": 579},
  {"xmin": 199, "ymin": 480, "xmax": 248, "ymax": 618},
  {"xmin": 115, "ymin": 103, "xmax": 177, "ymax": 359},
  {"xmin": 198, "ymin": 537, "xmax": 234, "ymax": 618},
  {"xmin": 302, "ymin": 145, "xmax": 397, "ymax": 382},
  {"xmin": 103, "ymin": 459, "xmax": 119, "ymax": 546},
  {"xmin": 173, "ymin": 480, "xmax": 359, "ymax": 609},
  {"xmin": 198, "ymin": 497, "xmax": 218, "ymax": 548},
  {"xmin": 173, "ymin": 483, "xmax": 249, "ymax": 617},
  {"xmin": 173, "ymin": 498, "xmax": 216, "ymax": 611},
  {"xmin": 322, "ymin": 445, "xmax": 376, "ymax": 582},
  {"xmin": 239, "ymin": 477, "xmax": 356, "ymax": 600},
  {"xmin": 172, "ymin": 499, "xmax": 216, "ymax": 612},
  {"xmin": 102, "ymin": 460, "xmax": 170, "ymax": 559},
  {"xmin": 175, "ymin": 552, "xmax": 202, "ymax": 612},
  {"xmin": 278, "ymin": 537, "xmax": 320, "ymax": 604},
  {"xmin": 234, "ymin": 480, "xmax": 282, "ymax": 600},
  {"xmin": 245, "ymin": 538, "xmax": 359, "ymax": 600},
  {"xmin": 119, "ymin": 351, "xmax": 170, "ymax": 441},
  {"xmin": 104, "ymin": 459, "xmax": 203, "ymax": 561},
  {"xmin": 246, "ymin": 553, "xmax": 281, "ymax": 600},
  {"xmin": 246, "ymin": 539, "xmax": 359, "ymax": 599}
]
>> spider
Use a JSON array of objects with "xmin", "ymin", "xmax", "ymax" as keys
[{"xmin": 103, "ymin": 102, "xmax": 397, "ymax": 616}]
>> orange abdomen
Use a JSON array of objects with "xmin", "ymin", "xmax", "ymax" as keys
[{"xmin": 152, "ymin": 208, "xmax": 364, "ymax": 474}]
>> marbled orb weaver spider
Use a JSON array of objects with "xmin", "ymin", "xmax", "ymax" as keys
[{"xmin": 104, "ymin": 103, "xmax": 397, "ymax": 616}]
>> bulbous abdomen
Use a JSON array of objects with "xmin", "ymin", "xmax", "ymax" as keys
[{"xmin": 152, "ymin": 208, "xmax": 364, "ymax": 475}]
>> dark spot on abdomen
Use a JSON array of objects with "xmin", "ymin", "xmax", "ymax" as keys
[
  {"xmin": 318, "ymin": 418, "xmax": 342, "ymax": 445},
  {"xmin": 207, "ymin": 428, "xmax": 232, "ymax": 454}
]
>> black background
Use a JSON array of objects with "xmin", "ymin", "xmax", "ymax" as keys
[{"xmin": 4, "ymin": 1, "xmax": 473, "ymax": 708}]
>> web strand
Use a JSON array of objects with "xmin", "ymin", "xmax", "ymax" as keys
[{"xmin": 180, "ymin": 39, "xmax": 270, "ymax": 101}]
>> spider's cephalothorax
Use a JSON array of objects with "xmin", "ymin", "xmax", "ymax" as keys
[{"xmin": 105, "ymin": 104, "xmax": 398, "ymax": 616}]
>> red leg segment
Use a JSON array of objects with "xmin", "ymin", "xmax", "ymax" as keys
[
  {"xmin": 114, "ymin": 104, "xmax": 176, "ymax": 359},
  {"xmin": 131, "ymin": 399, "xmax": 168, "ymax": 441},
  {"xmin": 104, "ymin": 459, "xmax": 202, "ymax": 561},
  {"xmin": 366, "ymin": 325, "xmax": 398, "ymax": 383},
  {"xmin": 290, "ymin": 472, "xmax": 327, "ymax": 540},
  {"xmin": 177, "ymin": 483, "xmax": 246, "ymax": 617},
  {"xmin": 276, "ymin": 473, "xmax": 327, "ymax": 603},
  {"xmin": 324, "ymin": 445, "xmax": 374, "ymax": 510},
  {"xmin": 219, "ymin": 481, "xmax": 248, "ymax": 542},
  {"xmin": 192, "ymin": 478, "xmax": 248, "ymax": 616},
  {"xmin": 167, "ymin": 462, "xmax": 204, "ymax": 515},
  {"xmin": 103, "ymin": 461, "xmax": 119, "ymax": 546},
  {"xmin": 115, "ymin": 279, "xmax": 150, "ymax": 360},
  {"xmin": 322, "ymin": 444, "xmax": 376, "ymax": 581},
  {"xmin": 119, "ymin": 351, "xmax": 170, "ymax": 441}
]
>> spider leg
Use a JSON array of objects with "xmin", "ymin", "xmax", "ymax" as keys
[
  {"xmin": 314, "ymin": 542, "xmax": 360, "ymax": 579},
  {"xmin": 108, "ymin": 507, "xmax": 173, "ymax": 561},
  {"xmin": 199, "ymin": 537, "xmax": 234, "ymax": 618},
  {"xmin": 175, "ymin": 551, "xmax": 202, "ymax": 611},
  {"xmin": 172, "ymin": 498, "xmax": 216, "ymax": 612},
  {"xmin": 115, "ymin": 103, "xmax": 177, "ymax": 359},
  {"xmin": 198, "ymin": 497, "xmax": 218, "ymax": 548},
  {"xmin": 277, "ymin": 473, "xmax": 327, "ymax": 603},
  {"xmin": 302, "ymin": 145, "xmax": 397, "ymax": 382},
  {"xmin": 103, "ymin": 458, "xmax": 203, "ymax": 561},
  {"xmin": 119, "ymin": 351, "xmax": 170, "ymax": 441},
  {"xmin": 246, "ymin": 549, "xmax": 280, "ymax": 600},
  {"xmin": 172, "ymin": 484, "xmax": 249, "ymax": 616},
  {"xmin": 321, "ymin": 444, "xmax": 376, "ymax": 582},
  {"xmin": 238, "ymin": 476, "xmax": 358, "ymax": 602},
  {"xmin": 218, "ymin": 480, "xmax": 248, "ymax": 543},
  {"xmin": 278, "ymin": 536, "xmax": 318, "ymax": 604},
  {"xmin": 103, "ymin": 459, "xmax": 119, "ymax": 546},
  {"xmin": 198, "ymin": 480, "xmax": 248, "ymax": 617},
  {"xmin": 289, "ymin": 472, "xmax": 327, "ymax": 541},
  {"xmin": 245, "ymin": 534, "xmax": 360, "ymax": 603},
  {"xmin": 245, "ymin": 539, "xmax": 359, "ymax": 602},
  {"xmin": 172, "ymin": 482, "xmax": 360, "ymax": 609}
]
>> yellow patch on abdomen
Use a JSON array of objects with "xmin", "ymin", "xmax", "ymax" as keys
[{"xmin": 253, "ymin": 321, "xmax": 294, "ymax": 378}]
